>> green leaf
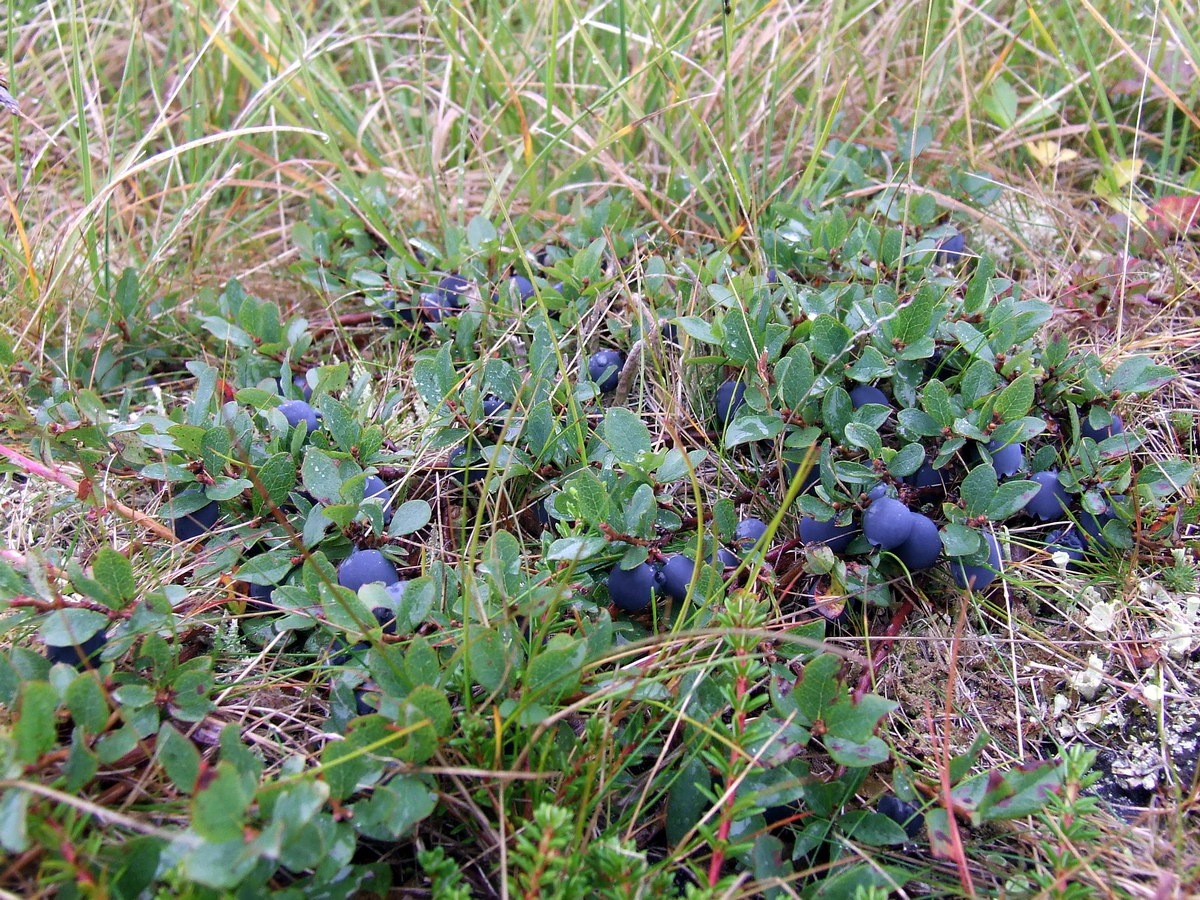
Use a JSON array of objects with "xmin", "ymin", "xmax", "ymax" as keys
[
  {"xmin": 888, "ymin": 443, "xmax": 925, "ymax": 478},
  {"xmin": 91, "ymin": 548, "xmax": 136, "ymax": 604},
  {"xmin": 920, "ymin": 379, "xmax": 955, "ymax": 426},
  {"xmin": 825, "ymin": 735, "xmax": 890, "ymax": 767},
  {"xmin": 547, "ymin": 536, "xmax": 607, "ymax": 562},
  {"xmin": 523, "ymin": 637, "xmax": 585, "ymax": 702},
  {"xmin": 351, "ymin": 776, "xmax": 437, "ymax": 841},
  {"xmin": 724, "ymin": 413, "xmax": 784, "ymax": 447},
  {"xmin": 1109, "ymin": 356, "xmax": 1175, "ymax": 394},
  {"xmin": 674, "ymin": 316, "xmax": 720, "ymax": 345},
  {"xmin": 987, "ymin": 481, "xmax": 1041, "ymax": 520},
  {"xmin": 940, "ymin": 523, "xmax": 982, "ymax": 557},
  {"xmin": 809, "ymin": 315, "xmax": 852, "ymax": 364},
  {"xmin": 40, "ymin": 609, "xmax": 109, "ymax": 647},
  {"xmin": 1137, "ymin": 460, "xmax": 1195, "ymax": 498},
  {"xmin": 0, "ymin": 790, "xmax": 30, "ymax": 853},
  {"xmin": 959, "ymin": 464, "xmax": 998, "ymax": 517},
  {"xmin": 822, "ymin": 387, "xmax": 852, "ymax": 442},
  {"xmin": 301, "ymin": 448, "xmax": 342, "ymax": 502},
  {"xmin": 993, "ymin": 374, "xmax": 1034, "ymax": 422},
  {"xmin": 191, "ymin": 760, "xmax": 253, "ymax": 842},
  {"xmin": 157, "ymin": 723, "xmax": 201, "ymax": 794},
  {"xmin": 666, "ymin": 758, "xmax": 713, "ymax": 847},
  {"xmin": 603, "ymin": 407, "xmax": 652, "ymax": 466},
  {"xmin": 843, "ymin": 422, "xmax": 883, "ymax": 459},
  {"xmin": 65, "ymin": 673, "xmax": 109, "ymax": 734},
  {"xmin": 890, "ymin": 284, "xmax": 937, "ymax": 345},
  {"xmin": 466, "ymin": 628, "xmax": 512, "ymax": 692},
  {"xmin": 237, "ymin": 551, "xmax": 294, "ymax": 585},
  {"xmin": 389, "ymin": 500, "xmax": 432, "ymax": 536},
  {"xmin": 791, "ymin": 654, "xmax": 841, "ymax": 724}
]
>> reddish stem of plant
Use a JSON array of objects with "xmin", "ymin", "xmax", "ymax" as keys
[
  {"xmin": 853, "ymin": 596, "xmax": 915, "ymax": 701},
  {"xmin": 0, "ymin": 442, "xmax": 180, "ymax": 544},
  {"xmin": 708, "ymin": 667, "xmax": 750, "ymax": 886}
]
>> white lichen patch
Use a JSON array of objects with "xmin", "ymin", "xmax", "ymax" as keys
[
  {"xmin": 1071, "ymin": 653, "xmax": 1107, "ymax": 700},
  {"xmin": 1084, "ymin": 599, "xmax": 1118, "ymax": 633}
]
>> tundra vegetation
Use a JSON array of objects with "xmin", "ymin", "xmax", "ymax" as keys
[{"xmin": 0, "ymin": 1, "xmax": 1198, "ymax": 897}]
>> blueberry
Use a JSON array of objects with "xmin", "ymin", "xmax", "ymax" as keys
[
  {"xmin": 1081, "ymin": 411, "xmax": 1124, "ymax": 443},
  {"xmin": 588, "ymin": 350, "xmax": 625, "ymax": 393},
  {"xmin": 423, "ymin": 274, "xmax": 470, "ymax": 321},
  {"xmin": 362, "ymin": 475, "xmax": 393, "ymax": 521},
  {"xmin": 985, "ymin": 439, "xmax": 1024, "ymax": 477},
  {"xmin": 655, "ymin": 554, "xmax": 697, "ymax": 602},
  {"xmin": 379, "ymin": 295, "xmax": 418, "ymax": 324},
  {"xmin": 246, "ymin": 581, "xmax": 277, "ymax": 612},
  {"xmin": 714, "ymin": 380, "xmax": 747, "ymax": 426},
  {"xmin": 1044, "ymin": 527, "xmax": 1087, "ymax": 569},
  {"xmin": 781, "ymin": 459, "xmax": 819, "ymax": 493},
  {"xmin": 532, "ymin": 495, "xmax": 560, "ymax": 528},
  {"xmin": 849, "ymin": 384, "xmax": 891, "ymax": 409},
  {"xmin": 903, "ymin": 462, "xmax": 948, "ymax": 492},
  {"xmin": 733, "ymin": 517, "xmax": 768, "ymax": 552},
  {"xmin": 337, "ymin": 549, "xmax": 400, "ymax": 592},
  {"xmin": 893, "ymin": 513, "xmax": 941, "ymax": 570},
  {"xmin": 45, "ymin": 629, "xmax": 106, "ymax": 669},
  {"xmin": 292, "ymin": 373, "xmax": 314, "ymax": 401},
  {"xmin": 878, "ymin": 795, "xmax": 923, "ymax": 839},
  {"xmin": 950, "ymin": 530, "xmax": 1001, "ymax": 590},
  {"xmin": 278, "ymin": 399, "xmax": 320, "ymax": 434},
  {"xmin": 1025, "ymin": 470, "xmax": 1071, "ymax": 521},
  {"xmin": 935, "ymin": 232, "xmax": 967, "ymax": 267},
  {"xmin": 508, "ymin": 275, "xmax": 536, "ymax": 301},
  {"xmin": 330, "ymin": 638, "xmax": 369, "ymax": 667},
  {"xmin": 449, "ymin": 446, "xmax": 486, "ymax": 485},
  {"xmin": 354, "ymin": 687, "xmax": 380, "ymax": 717},
  {"xmin": 371, "ymin": 604, "xmax": 399, "ymax": 635},
  {"xmin": 1079, "ymin": 495, "xmax": 1123, "ymax": 549},
  {"xmin": 709, "ymin": 547, "xmax": 740, "ymax": 568},
  {"xmin": 867, "ymin": 483, "xmax": 889, "ymax": 501},
  {"xmin": 862, "ymin": 497, "xmax": 914, "ymax": 550},
  {"xmin": 799, "ymin": 516, "xmax": 855, "ymax": 554},
  {"xmin": 171, "ymin": 493, "xmax": 219, "ymax": 541},
  {"xmin": 607, "ymin": 561, "xmax": 659, "ymax": 612}
]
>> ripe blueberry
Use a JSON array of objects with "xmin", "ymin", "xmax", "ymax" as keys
[
  {"xmin": 246, "ymin": 581, "xmax": 277, "ymax": 612},
  {"xmin": 862, "ymin": 497, "xmax": 914, "ymax": 550},
  {"xmin": 893, "ymin": 513, "xmax": 941, "ymax": 570},
  {"xmin": 449, "ymin": 446, "xmax": 486, "ymax": 484},
  {"xmin": 1079, "ymin": 495, "xmax": 1122, "ymax": 550},
  {"xmin": 714, "ymin": 380, "xmax": 747, "ymax": 426},
  {"xmin": 372, "ymin": 604, "xmax": 399, "ymax": 635},
  {"xmin": 588, "ymin": 350, "xmax": 624, "ymax": 393},
  {"xmin": 799, "ymin": 516, "xmax": 855, "ymax": 554},
  {"xmin": 171, "ymin": 492, "xmax": 218, "ymax": 541},
  {"xmin": 710, "ymin": 547, "xmax": 740, "ymax": 568},
  {"xmin": 362, "ymin": 475, "xmax": 393, "ymax": 521},
  {"xmin": 950, "ymin": 530, "xmax": 1001, "ymax": 590},
  {"xmin": 985, "ymin": 438, "xmax": 1024, "ymax": 477},
  {"xmin": 278, "ymin": 399, "xmax": 320, "ymax": 434},
  {"xmin": 849, "ymin": 384, "xmax": 891, "ymax": 409},
  {"xmin": 903, "ymin": 462, "xmax": 948, "ymax": 492},
  {"xmin": 733, "ymin": 517, "xmax": 768, "ymax": 552},
  {"xmin": 45, "ymin": 629, "xmax": 106, "ymax": 669},
  {"xmin": 607, "ymin": 561, "xmax": 659, "ymax": 612},
  {"xmin": 1081, "ymin": 411, "xmax": 1124, "ymax": 443},
  {"xmin": 878, "ymin": 795, "xmax": 923, "ymax": 839},
  {"xmin": 655, "ymin": 554, "xmax": 697, "ymax": 602},
  {"xmin": 1044, "ymin": 527, "xmax": 1087, "ymax": 569},
  {"xmin": 508, "ymin": 275, "xmax": 536, "ymax": 301},
  {"xmin": 1025, "ymin": 470, "xmax": 1071, "ymax": 521},
  {"xmin": 337, "ymin": 549, "xmax": 400, "ymax": 592},
  {"xmin": 934, "ymin": 231, "xmax": 967, "ymax": 267},
  {"xmin": 423, "ymin": 274, "xmax": 470, "ymax": 321}
]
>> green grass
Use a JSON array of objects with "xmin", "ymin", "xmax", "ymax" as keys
[{"xmin": 1, "ymin": 0, "xmax": 1198, "ymax": 897}]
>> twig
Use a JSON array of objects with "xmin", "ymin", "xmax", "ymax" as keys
[
  {"xmin": 0, "ymin": 442, "xmax": 179, "ymax": 544},
  {"xmin": 853, "ymin": 595, "xmax": 915, "ymax": 701}
]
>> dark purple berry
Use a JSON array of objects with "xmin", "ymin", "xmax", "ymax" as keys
[
  {"xmin": 1081, "ymin": 412, "xmax": 1124, "ymax": 443},
  {"xmin": 935, "ymin": 232, "xmax": 967, "ymax": 267},
  {"xmin": 278, "ymin": 399, "xmax": 320, "ymax": 434},
  {"xmin": 710, "ymin": 547, "xmax": 740, "ymax": 568},
  {"xmin": 714, "ymin": 380, "xmax": 747, "ymax": 426},
  {"xmin": 903, "ymin": 462, "xmax": 948, "ymax": 492},
  {"xmin": 799, "ymin": 516, "xmax": 856, "ymax": 554},
  {"xmin": 508, "ymin": 275, "xmax": 536, "ymax": 301},
  {"xmin": 1025, "ymin": 470, "xmax": 1071, "ymax": 521},
  {"xmin": 337, "ymin": 549, "xmax": 400, "ymax": 592},
  {"xmin": 607, "ymin": 561, "xmax": 659, "ymax": 612},
  {"xmin": 782, "ymin": 459, "xmax": 819, "ymax": 493},
  {"xmin": 372, "ymin": 605, "xmax": 399, "ymax": 635},
  {"xmin": 246, "ymin": 581, "xmax": 277, "ymax": 612},
  {"xmin": 733, "ymin": 517, "xmax": 768, "ymax": 552},
  {"xmin": 449, "ymin": 446, "xmax": 486, "ymax": 485},
  {"xmin": 588, "ymin": 350, "xmax": 624, "ymax": 393},
  {"xmin": 878, "ymin": 795, "xmax": 923, "ymax": 839},
  {"xmin": 1044, "ymin": 527, "xmax": 1087, "ymax": 569},
  {"xmin": 985, "ymin": 439, "xmax": 1024, "ymax": 477},
  {"xmin": 893, "ymin": 513, "xmax": 941, "ymax": 570},
  {"xmin": 655, "ymin": 555, "xmax": 697, "ymax": 602},
  {"xmin": 862, "ymin": 497, "xmax": 914, "ymax": 550},
  {"xmin": 1079, "ymin": 495, "xmax": 1122, "ymax": 550},
  {"xmin": 423, "ymin": 274, "xmax": 470, "ymax": 321},
  {"xmin": 950, "ymin": 530, "xmax": 1002, "ymax": 590},
  {"xmin": 292, "ymin": 373, "xmax": 314, "ymax": 401},
  {"xmin": 45, "ymin": 629, "xmax": 106, "ymax": 669},
  {"xmin": 171, "ymin": 493, "xmax": 218, "ymax": 541},
  {"xmin": 849, "ymin": 384, "xmax": 891, "ymax": 409}
]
